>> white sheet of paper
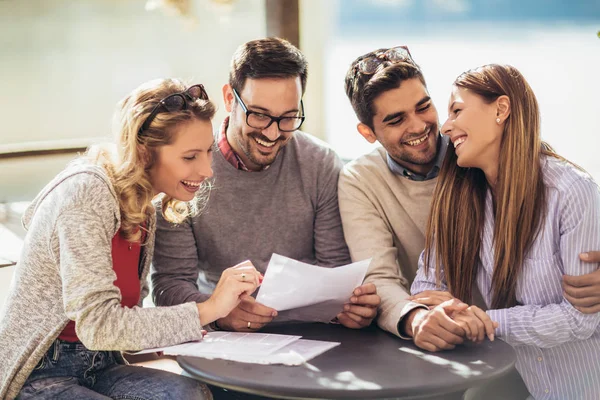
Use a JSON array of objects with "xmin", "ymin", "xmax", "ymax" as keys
[
  {"xmin": 255, "ymin": 254, "xmax": 371, "ymax": 323},
  {"xmin": 203, "ymin": 339, "xmax": 341, "ymax": 366},
  {"xmin": 136, "ymin": 337, "xmax": 339, "ymax": 366},
  {"xmin": 133, "ymin": 332, "xmax": 300, "ymax": 357}
]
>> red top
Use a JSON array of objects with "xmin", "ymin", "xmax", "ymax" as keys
[{"xmin": 58, "ymin": 228, "xmax": 144, "ymax": 342}]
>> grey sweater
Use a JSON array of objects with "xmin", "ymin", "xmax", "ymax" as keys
[
  {"xmin": 152, "ymin": 131, "xmax": 351, "ymax": 306},
  {"xmin": 0, "ymin": 161, "xmax": 204, "ymax": 400}
]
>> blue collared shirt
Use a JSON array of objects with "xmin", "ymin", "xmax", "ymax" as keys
[{"xmin": 386, "ymin": 135, "xmax": 449, "ymax": 181}]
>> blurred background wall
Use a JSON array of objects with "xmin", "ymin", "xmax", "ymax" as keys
[{"xmin": 0, "ymin": 0, "xmax": 267, "ymax": 203}]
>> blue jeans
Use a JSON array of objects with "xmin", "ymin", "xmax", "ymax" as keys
[{"xmin": 17, "ymin": 339, "xmax": 212, "ymax": 400}]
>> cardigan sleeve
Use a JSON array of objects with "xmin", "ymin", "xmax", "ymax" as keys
[{"xmin": 52, "ymin": 180, "xmax": 205, "ymax": 351}]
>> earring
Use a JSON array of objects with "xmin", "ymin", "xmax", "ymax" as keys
[{"xmin": 496, "ymin": 118, "xmax": 501, "ymax": 124}]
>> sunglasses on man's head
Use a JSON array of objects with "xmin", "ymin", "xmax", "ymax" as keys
[
  {"xmin": 139, "ymin": 84, "xmax": 209, "ymax": 134},
  {"xmin": 355, "ymin": 45, "xmax": 414, "ymax": 76}
]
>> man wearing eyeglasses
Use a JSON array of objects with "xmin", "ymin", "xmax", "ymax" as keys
[{"xmin": 152, "ymin": 37, "xmax": 380, "ymax": 334}]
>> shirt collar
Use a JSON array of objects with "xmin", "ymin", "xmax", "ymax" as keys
[
  {"xmin": 217, "ymin": 117, "xmax": 269, "ymax": 172},
  {"xmin": 387, "ymin": 134, "xmax": 449, "ymax": 181}
]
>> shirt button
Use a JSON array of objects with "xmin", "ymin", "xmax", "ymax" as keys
[
  {"xmin": 537, "ymin": 357, "xmax": 543, "ymax": 362},
  {"xmin": 545, "ymin": 389, "xmax": 549, "ymax": 393}
]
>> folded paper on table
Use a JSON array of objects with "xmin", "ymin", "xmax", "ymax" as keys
[
  {"xmin": 133, "ymin": 332, "xmax": 299, "ymax": 357},
  {"xmin": 200, "ymin": 339, "xmax": 340, "ymax": 365},
  {"xmin": 255, "ymin": 254, "xmax": 371, "ymax": 323},
  {"xmin": 132, "ymin": 332, "xmax": 339, "ymax": 366}
]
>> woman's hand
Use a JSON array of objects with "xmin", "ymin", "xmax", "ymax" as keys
[
  {"xmin": 451, "ymin": 305, "xmax": 498, "ymax": 343},
  {"xmin": 196, "ymin": 260, "xmax": 262, "ymax": 326},
  {"xmin": 408, "ymin": 290, "xmax": 455, "ymax": 307},
  {"xmin": 411, "ymin": 299, "xmax": 469, "ymax": 352}
]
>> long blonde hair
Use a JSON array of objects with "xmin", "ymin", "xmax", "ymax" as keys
[
  {"xmin": 425, "ymin": 65, "xmax": 561, "ymax": 308},
  {"xmin": 88, "ymin": 78, "xmax": 216, "ymax": 241}
]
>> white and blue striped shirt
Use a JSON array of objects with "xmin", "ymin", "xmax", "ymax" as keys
[{"xmin": 412, "ymin": 156, "xmax": 600, "ymax": 400}]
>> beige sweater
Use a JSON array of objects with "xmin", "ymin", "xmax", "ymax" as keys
[
  {"xmin": 0, "ymin": 161, "xmax": 204, "ymax": 400},
  {"xmin": 338, "ymin": 147, "xmax": 437, "ymax": 337}
]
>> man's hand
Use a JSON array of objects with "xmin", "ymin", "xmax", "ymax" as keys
[
  {"xmin": 336, "ymin": 283, "xmax": 380, "ymax": 329},
  {"xmin": 407, "ymin": 299, "xmax": 469, "ymax": 352},
  {"xmin": 452, "ymin": 306, "xmax": 498, "ymax": 343},
  {"xmin": 562, "ymin": 252, "xmax": 600, "ymax": 314},
  {"xmin": 408, "ymin": 290, "xmax": 454, "ymax": 307},
  {"xmin": 216, "ymin": 295, "xmax": 277, "ymax": 332}
]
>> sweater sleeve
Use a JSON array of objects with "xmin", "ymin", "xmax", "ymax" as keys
[
  {"xmin": 151, "ymin": 207, "xmax": 210, "ymax": 306},
  {"xmin": 338, "ymin": 168, "xmax": 424, "ymax": 337},
  {"xmin": 54, "ymin": 205, "xmax": 205, "ymax": 351},
  {"xmin": 314, "ymin": 152, "xmax": 352, "ymax": 268}
]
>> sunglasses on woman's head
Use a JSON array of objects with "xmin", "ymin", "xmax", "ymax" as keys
[{"xmin": 139, "ymin": 84, "xmax": 209, "ymax": 134}]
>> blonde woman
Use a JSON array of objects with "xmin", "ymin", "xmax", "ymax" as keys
[
  {"xmin": 411, "ymin": 65, "xmax": 600, "ymax": 399},
  {"xmin": 0, "ymin": 79, "xmax": 261, "ymax": 400}
]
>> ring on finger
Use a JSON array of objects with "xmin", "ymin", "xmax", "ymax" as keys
[{"xmin": 247, "ymin": 321, "xmax": 252, "ymax": 329}]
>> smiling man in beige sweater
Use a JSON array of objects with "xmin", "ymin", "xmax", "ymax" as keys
[{"xmin": 339, "ymin": 46, "xmax": 449, "ymax": 341}]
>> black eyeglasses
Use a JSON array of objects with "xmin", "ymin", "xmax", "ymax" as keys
[
  {"xmin": 232, "ymin": 88, "xmax": 305, "ymax": 132},
  {"xmin": 139, "ymin": 84, "xmax": 209, "ymax": 134},
  {"xmin": 354, "ymin": 45, "xmax": 414, "ymax": 76}
]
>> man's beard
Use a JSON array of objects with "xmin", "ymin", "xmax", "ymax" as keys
[
  {"xmin": 391, "ymin": 126, "xmax": 439, "ymax": 166},
  {"xmin": 237, "ymin": 131, "xmax": 284, "ymax": 167}
]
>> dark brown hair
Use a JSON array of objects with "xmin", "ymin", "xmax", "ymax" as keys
[
  {"xmin": 229, "ymin": 37, "xmax": 308, "ymax": 93},
  {"xmin": 344, "ymin": 48, "xmax": 426, "ymax": 129}
]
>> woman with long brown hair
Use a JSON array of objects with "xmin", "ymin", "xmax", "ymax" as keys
[
  {"xmin": 412, "ymin": 64, "xmax": 600, "ymax": 399},
  {"xmin": 0, "ymin": 78, "xmax": 262, "ymax": 400}
]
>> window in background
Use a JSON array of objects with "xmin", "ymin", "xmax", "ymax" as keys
[
  {"xmin": 326, "ymin": 0, "xmax": 600, "ymax": 179},
  {"xmin": 0, "ymin": 0, "xmax": 266, "ymax": 203}
]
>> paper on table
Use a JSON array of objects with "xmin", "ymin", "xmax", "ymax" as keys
[
  {"xmin": 133, "ymin": 332, "xmax": 300, "ymax": 357},
  {"xmin": 133, "ymin": 333, "xmax": 338, "ymax": 366},
  {"xmin": 203, "ymin": 339, "xmax": 341, "ymax": 366},
  {"xmin": 255, "ymin": 254, "xmax": 371, "ymax": 323}
]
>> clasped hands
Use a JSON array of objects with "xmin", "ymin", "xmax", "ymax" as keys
[{"xmin": 405, "ymin": 291, "xmax": 498, "ymax": 353}]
